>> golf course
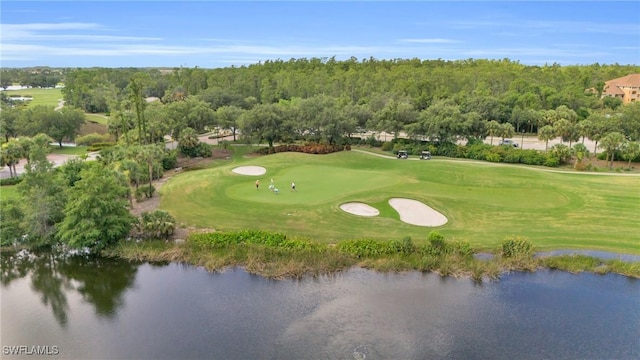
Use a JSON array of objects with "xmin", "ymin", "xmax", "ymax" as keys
[{"xmin": 160, "ymin": 148, "xmax": 640, "ymax": 255}]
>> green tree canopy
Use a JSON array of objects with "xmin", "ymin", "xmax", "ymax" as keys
[{"xmin": 57, "ymin": 165, "xmax": 135, "ymax": 251}]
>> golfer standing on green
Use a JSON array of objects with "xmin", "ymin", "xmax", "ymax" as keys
[{"xmin": 255, "ymin": 179, "xmax": 260, "ymax": 190}]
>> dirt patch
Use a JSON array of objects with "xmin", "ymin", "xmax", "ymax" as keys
[
  {"xmin": 175, "ymin": 149, "xmax": 232, "ymax": 170},
  {"xmin": 79, "ymin": 122, "xmax": 108, "ymax": 136}
]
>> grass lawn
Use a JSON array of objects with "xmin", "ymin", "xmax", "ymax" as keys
[
  {"xmin": 4, "ymin": 88, "xmax": 62, "ymax": 108},
  {"xmin": 50, "ymin": 146, "xmax": 89, "ymax": 155},
  {"xmin": 85, "ymin": 113, "xmax": 109, "ymax": 125},
  {"xmin": 0, "ymin": 186, "xmax": 20, "ymax": 201},
  {"xmin": 160, "ymin": 149, "xmax": 640, "ymax": 255}
]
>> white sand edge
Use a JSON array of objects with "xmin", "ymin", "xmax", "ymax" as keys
[
  {"xmin": 232, "ymin": 166, "xmax": 267, "ymax": 176},
  {"xmin": 340, "ymin": 202, "xmax": 380, "ymax": 217},
  {"xmin": 388, "ymin": 198, "xmax": 448, "ymax": 227}
]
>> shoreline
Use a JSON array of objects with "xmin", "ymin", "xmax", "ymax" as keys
[{"xmin": 102, "ymin": 238, "xmax": 640, "ymax": 281}]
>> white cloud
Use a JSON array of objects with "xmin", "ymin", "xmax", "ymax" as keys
[
  {"xmin": 1, "ymin": 22, "xmax": 160, "ymax": 42},
  {"xmin": 399, "ymin": 38, "xmax": 460, "ymax": 44},
  {"xmin": 449, "ymin": 19, "xmax": 639, "ymax": 35}
]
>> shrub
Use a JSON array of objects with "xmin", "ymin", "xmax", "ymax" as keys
[
  {"xmin": 501, "ymin": 236, "xmax": 534, "ymax": 258},
  {"xmin": 399, "ymin": 236, "xmax": 414, "ymax": 254},
  {"xmin": 0, "ymin": 176, "xmax": 22, "ymax": 186},
  {"xmin": 188, "ymin": 230, "xmax": 322, "ymax": 251},
  {"xmin": 138, "ymin": 210, "xmax": 176, "ymax": 240},
  {"xmin": 365, "ymin": 135, "xmax": 383, "ymax": 147},
  {"xmin": 162, "ymin": 150, "xmax": 178, "ymax": 170},
  {"xmin": 381, "ymin": 142, "xmax": 393, "ymax": 151},
  {"xmin": 0, "ymin": 199, "xmax": 24, "ymax": 246},
  {"xmin": 543, "ymin": 156, "xmax": 560, "ymax": 167},
  {"xmin": 425, "ymin": 231, "xmax": 448, "ymax": 256},
  {"xmin": 87, "ymin": 142, "xmax": 116, "ymax": 152},
  {"xmin": 255, "ymin": 143, "xmax": 347, "ymax": 155},
  {"xmin": 520, "ymin": 150, "xmax": 547, "ymax": 165},
  {"xmin": 450, "ymin": 241, "xmax": 473, "ymax": 258},
  {"xmin": 434, "ymin": 142, "xmax": 458, "ymax": 157},
  {"xmin": 484, "ymin": 152, "xmax": 502, "ymax": 163},
  {"xmin": 466, "ymin": 143, "xmax": 493, "ymax": 160},
  {"xmin": 337, "ymin": 239, "xmax": 402, "ymax": 257},
  {"xmin": 135, "ymin": 184, "xmax": 155, "ymax": 201}
]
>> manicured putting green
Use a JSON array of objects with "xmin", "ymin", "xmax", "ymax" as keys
[{"xmin": 227, "ymin": 165, "xmax": 400, "ymax": 204}]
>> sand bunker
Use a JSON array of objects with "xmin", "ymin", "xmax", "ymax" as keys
[
  {"xmin": 340, "ymin": 202, "xmax": 380, "ymax": 217},
  {"xmin": 232, "ymin": 166, "xmax": 267, "ymax": 176},
  {"xmin": 388, "ymin": 198, "xmax": 448, "ymax": 227}
]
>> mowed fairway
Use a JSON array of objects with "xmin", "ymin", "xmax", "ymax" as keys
[
  {"xmin": 160, "ymin": 151, "xmax": 640, "ymax": 254},
  {"xmin": 4, "ymin": 88, "xmax": 62, "ymax": 108}
]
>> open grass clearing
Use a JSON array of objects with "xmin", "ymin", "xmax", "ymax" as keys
[
  {"xmin": 49, "ymin": 145, "xmax": 89, "ymax": 155},
  {"xmin": 84, "ymin": 113, "xmax": 109, "ymax": 125},
  {"xmin": 0, "ymin": 186, "xmax": 20, "ymax": 201},
  {"xmin": 3, "ymin": 88, "xmax": 62, "ymax": 108},
  {"xmin": 160, "ymin": 149, "xmax": 640, "ymax": 255}
]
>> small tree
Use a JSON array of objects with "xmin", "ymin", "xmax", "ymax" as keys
[
  {"xmin": 486, "ymin": 120, "xmax": 501, "ymax": 145},
  {"xmin": 138, "ymin": 210, "xmax": 176, "ymax": 240},
  {"xmin": 499, "ymin": 122, "xmax": 515, "ymax": 142},
  {"xmin": 572, "ymin": 143, "xmax": 590, "ymax": 170},
  {"xmin": 57, "ymin": 165, "xmax": 135, "ymax": 252},
  {"xmin": 620, "ymin": 141, "xmax": 640, "ymax": 169},
  {"xmin": 550, "ymin": 143, "xmax": 572, "ymax": 165}
]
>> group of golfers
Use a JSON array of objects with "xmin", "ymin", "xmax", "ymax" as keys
[{"xmin": 256, "ymin": 178, "xmax": 296, "ymax": 194}]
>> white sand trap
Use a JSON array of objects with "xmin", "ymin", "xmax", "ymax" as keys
[
  {"xmin": 232, "ymin": 166, "xmax": 266, "ymax": 176},
  {"xmin": 340, "ymin": 202, "xmax": 380, "ymax": 217},
  {"xmin": 389, "ymin": 198, "xmax": 448, "ymax": 227}
]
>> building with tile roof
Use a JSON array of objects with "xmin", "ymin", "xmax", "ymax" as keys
[{"xmin": 602, "ymin": 74, "xmax": 640, "ymax": 104}]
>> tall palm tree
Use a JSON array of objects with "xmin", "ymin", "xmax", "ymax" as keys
[{"xmin": 538, "ymin": 125, "xmax": 556, "ymax": 153}]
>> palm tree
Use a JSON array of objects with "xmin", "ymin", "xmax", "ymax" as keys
[
  {"xmin": 621, "ymin": 141, "xmax": 640, "ymax": 169},
  {"xmin": 599, "ymin": 132, "xmax": 626, "ymax": 169},
  {"xmin": 538, "ymin": 125, "xmax": 556, "ymax": 152},
  {"xmin": 486, "ymin": 120, "xmax": 501, "ymax": 145},
  {"xmin": 499, "ymin": 123, "xmax": 515, "ymax": 142}
]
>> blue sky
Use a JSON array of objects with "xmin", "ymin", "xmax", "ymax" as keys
[{"xmin": 2, "ymin": 1, "xmax": 639, "ymax": 68}]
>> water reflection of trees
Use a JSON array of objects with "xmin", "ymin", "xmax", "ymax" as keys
[{"xmin": 1, "ymin": 250, "xmax": 145, "ymax": 327}]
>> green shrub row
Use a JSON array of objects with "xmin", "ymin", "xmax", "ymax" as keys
[
  {"xmin": 257, "ymin": 143, "xmax": 351, "ymax": 155},
  {"xmin": 87, "ymin": 142, "xmax": 116, "ymax": 152},
  {"xmin": 596, "ymin": 150, "xmax": 640, "ymax": 162},
  {"xmin": 337, "ymin": 233, "xmax": 473, "ymax": 259},
  {"xmin": 384, "ymin": 140, "xmax": 561, "ymax": 167},
  {"xmin": 0, "ymin": 176, "xmax": 23, "ymax": 186},
  {"xmin": 337, "ymin": 238, "xmax": 409, "ymax": 257},
  {"xmin": 188, "ymin": 230, "xmax": 323, "ymax": 251}
]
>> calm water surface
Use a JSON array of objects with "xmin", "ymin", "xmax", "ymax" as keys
[{"xmin": 1, "ymin": 251, "xmax": 639, "ymax": 360}]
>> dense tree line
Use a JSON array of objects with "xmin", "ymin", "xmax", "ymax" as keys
[
  {"xmin": 0, "ymin": 68, "xmax": 63, "ymax": 89},
  {"xmin": 53, "ymin": 59, "xmax": 639, "ymax": 147}
]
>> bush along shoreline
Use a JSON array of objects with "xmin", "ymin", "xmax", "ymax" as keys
[{"xmin": 103, "ymin": 230, "xmax": 640, "ymax": 281}]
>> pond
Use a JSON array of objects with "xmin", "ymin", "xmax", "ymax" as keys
[{"xmin": 1, "ymin": 251, "xmax": 639, "ymax": 359}]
